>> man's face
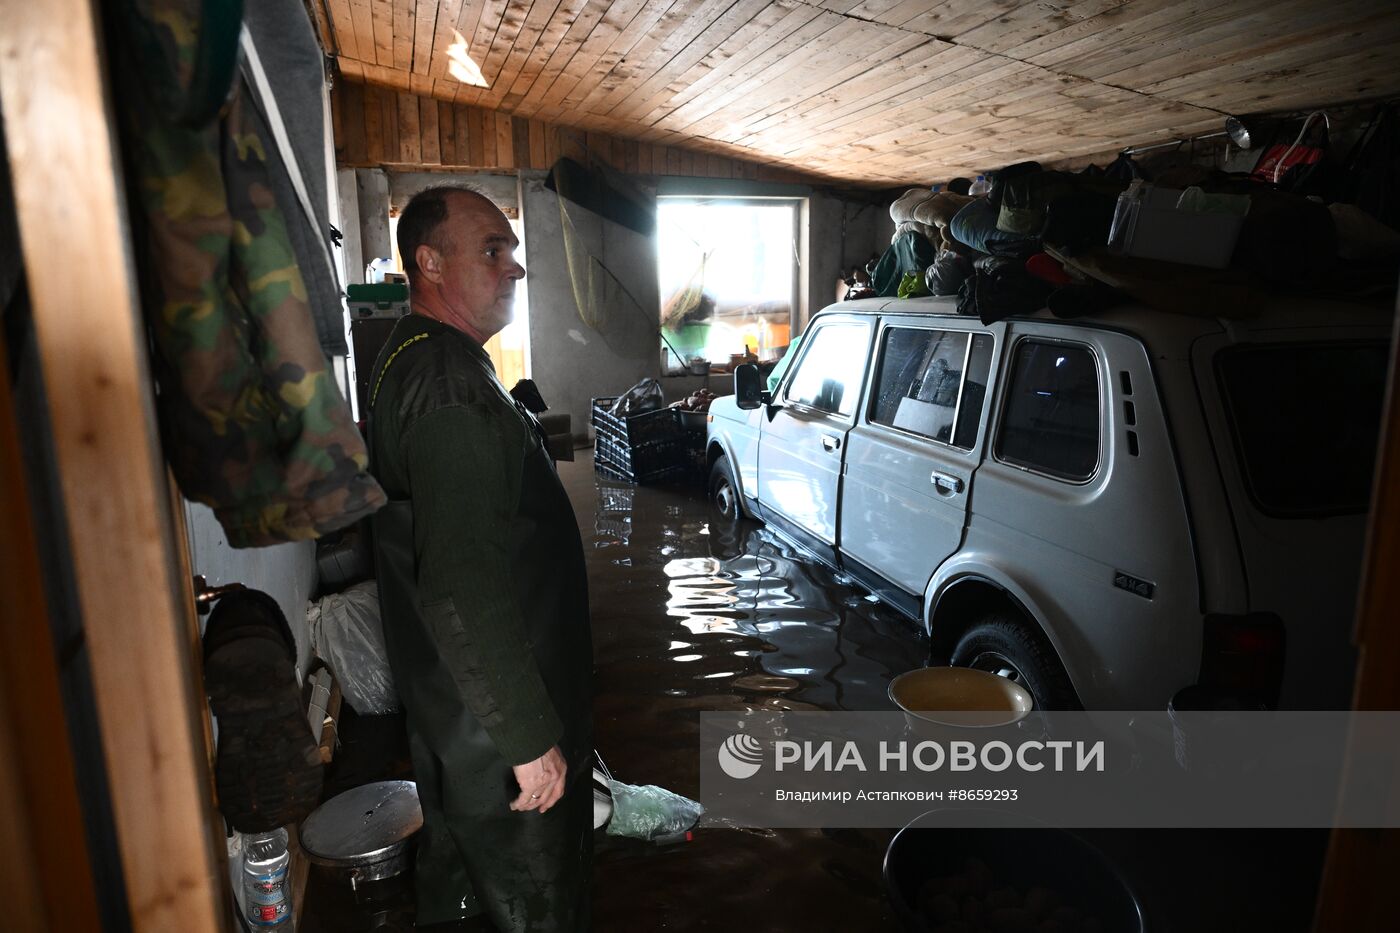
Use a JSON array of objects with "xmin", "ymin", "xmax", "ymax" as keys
[{"xmin": 421, "ymin": 193, "xmax": 525, "ymax": 341}]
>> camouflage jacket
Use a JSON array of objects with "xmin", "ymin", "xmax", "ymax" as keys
[{"xmin": 117, "ymin": 0, "xmax": 384, "ymax": 546}]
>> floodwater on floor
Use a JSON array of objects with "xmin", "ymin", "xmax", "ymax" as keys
[
  {"xmin": 302, "ymin": 454, "xmax": 1328, "ymax": 932},
  {"xmin": 565, "ymin": 457, "xmax": 1329, "ymax": 933},
  {"xmin": 561, "ymin": 455, "xmax": 929, "ymax": 932}
]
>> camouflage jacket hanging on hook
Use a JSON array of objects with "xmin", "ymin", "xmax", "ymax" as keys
[{"xmin": 116, "ymin": 0, "xmax": 384, "ymax": 546}]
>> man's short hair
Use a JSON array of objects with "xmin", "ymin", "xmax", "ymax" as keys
[{"xmin": 396, "ymin": 185, "xmax": 488, "ymax": 286}]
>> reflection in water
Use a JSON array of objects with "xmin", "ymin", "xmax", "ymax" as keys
[
  {"xmin": 665, "ymin": 514, "xmax": 924, "ymax": 711},
  {"xmin": 563, "ymin": 459, "xmax": 929, "ymax": 933}
]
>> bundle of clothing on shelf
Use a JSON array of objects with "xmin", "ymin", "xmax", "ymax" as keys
[{"xmin": 857, "ymin": 106, "xmax": 1400, "ymax": 324}]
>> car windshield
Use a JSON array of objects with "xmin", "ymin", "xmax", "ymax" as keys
[{"xmin": 1216, "ymin": 341, "xmax": 1389, "ymax": 516}]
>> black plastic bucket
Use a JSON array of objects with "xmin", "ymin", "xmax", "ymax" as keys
[{"xmin": 883, "ymin": 810, "xmax": 1145, "ymax": 932}]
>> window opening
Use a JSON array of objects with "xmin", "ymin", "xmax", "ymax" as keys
[
  {"xmin": 871, "ymin": 328, "xmax": 992, "ymax": 449},
  {"xmin": 784, "ymin": 323, "xmax": 869, "ymax": 418},
  {"xmin": 657, "ymin": 198, "xmax": 799, "ymax": 371},
  {"xmin": 996, "ymin": 341, "xmax": 1100, "ymax": 481}
]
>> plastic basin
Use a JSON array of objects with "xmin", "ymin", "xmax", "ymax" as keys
[{"xmin": 889, "ymin": 667, "xmax": 1034, "ymax": 728}]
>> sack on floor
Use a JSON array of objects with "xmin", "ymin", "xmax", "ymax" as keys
[
  {"xmin": 307, "ymin": 580, "xmax": 400, "ymax": 714},
  {"xmin": 593, "ymin": 752, "xmax": 702, "ymax": 841},
  {"xmin": 605, "ymin": 780, "xmax": 703, "ymax": 841}
]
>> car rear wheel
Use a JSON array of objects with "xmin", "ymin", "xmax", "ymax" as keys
[
  {"xmin": 950, "ymin": 612, "xmax": 1081, "ymax": 711},
  {"xmin": 708, "ymin": 453, "xmax": 746, "ymax": 521}
]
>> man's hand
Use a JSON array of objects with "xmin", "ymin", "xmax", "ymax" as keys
[{"xmin": 510, "ymin": 745, "xmax": 567, "ymax": 813}]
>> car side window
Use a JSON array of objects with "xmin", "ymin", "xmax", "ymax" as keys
[
  {"xmin": 783, "ymin": 322, "xmax": 870, "ymax": 417},
  {"xmin": 995, "ymin": 340, "xmax": 1099, "ymax": 481},
  {"xmin": 871, "ymin": 328, "xmax": 993, "ymax": 449}
]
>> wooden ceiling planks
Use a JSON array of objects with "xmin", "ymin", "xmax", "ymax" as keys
[
  {"xmin": 627, "ymin": 2, "xmax": 827, "ymax": 130},
  {"xmin": 521, "ymin": 0, "xmax": 654, "ymax": 116},
  {"xmin": 612, "ymin": 0, "xmax": 808, "ymax": 125},
  {"xmin": 639, "ymin": 9, "xmax": 853, "ymax": 135},
  {"xmin": 321, "ymin": 0, "xmax": 1400, "ymax": 185},
  {"xmin": 955, "ymin": 1, "xmax": 1132, "ymax": 55},
  {"xmin": 480, "ymin": 0, "xmax": 589, "ymax": 109},
  {"xmin": 580, "ymin": 0, "xmax": 760, "ymax": 119},
  {"xmin": 493, "ymin": 0, "xmax": 609, "ymax": 111},
  {"xmin": 391, "ymin": 0, "xmax": 414, "ymax": 69},
  {"xmin": 332, "ymin": 79, "xmax": 831, "ymax": 184},
  {"xmin": 552, "ymin": 0, "xmax": 688, "ymax": 116},
  {"xmin": 468, "ymin": 0, "xmax": 570, "ymax": 109}
]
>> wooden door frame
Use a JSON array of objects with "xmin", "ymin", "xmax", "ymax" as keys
[
  {"xmin": 0, "ymin": 0, "xmax": 226, "ymax": 928},
  {"xmin": 1312, "ymin": 296, "xmax": 1400, "ymax": 929},
  {"xmin": 0, "ymin": 329, "xmax": 103, "ymax": 933}
]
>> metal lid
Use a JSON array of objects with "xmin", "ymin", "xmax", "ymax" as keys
[{"xmin": 299, "ymin": 781, "xmax": 423, "ymax": 868}]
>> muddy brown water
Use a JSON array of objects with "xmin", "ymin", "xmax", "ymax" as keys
[{"xmin": 568, "ymin": 459, "xmax": 928, "ymax": 932}]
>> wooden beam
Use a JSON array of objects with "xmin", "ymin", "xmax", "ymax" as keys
[
  {"xmin": 0, "ymin": 0, "xmax": 226, "ymax": 929},
  {"xmin": 1312, "ymin": 303, "xmax": 1400, "ymax": 932},
  {"xmin": 419, "ymin": 96, "xmax": 442, "ymax": 163},
  {"xmin": 0, "ymin": 326, "xmax": 103, "ymax": 933},
  {"xmin": 397, "ymin": 90, "xmax": 422, "ymax": 162}
]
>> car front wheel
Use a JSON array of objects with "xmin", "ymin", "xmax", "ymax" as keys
[
  {"xmin": 950, "ymin": 612, "xmax": 1081, "ymax": 711},
  {"xmin": 708, "ymin": 453, "xmax": 745, "ymax": 521}
]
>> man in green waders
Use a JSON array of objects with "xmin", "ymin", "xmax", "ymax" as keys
[{"xmin": 368, "ymin": 186, "xmax": 593, "ymax": 930}]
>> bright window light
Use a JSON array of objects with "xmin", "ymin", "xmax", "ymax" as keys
[
  {"xmin": 657, "ymin": 198, "xmax": 798, "ymax": 370},
  {"xmin": 447, "ymin": 29, "xmax": 489, "ymax": 88}
]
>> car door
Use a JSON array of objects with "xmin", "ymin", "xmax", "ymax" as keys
[
  {"xmin": 756, "ymin": 318, "xmax": 873, "ymax": 553},
  {"xmin": 840, "ymin": 321, "xmax": 997, "ymax": 599},
  {"xmin": 964, "ymin": 325, "xmax": 1198, "ymax": 709}
]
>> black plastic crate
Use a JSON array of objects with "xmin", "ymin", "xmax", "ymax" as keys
[
  {"xmin": 594, "ymin": 432, "xmax": 686, "ymax": 485},
  {"xmin": 591, "ymin": 396, "xmax": 681, "ymax": 446},
  {"xmin": 590, "ymin": 397, "xmax": 686, "ymax": 484}
]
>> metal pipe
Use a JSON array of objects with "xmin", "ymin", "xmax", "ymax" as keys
[{"xmin": 1121, "ymin": 130, "xmax": 1227, "ymax": 156}]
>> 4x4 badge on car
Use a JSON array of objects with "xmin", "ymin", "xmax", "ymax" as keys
[{"xmin": 1114, "ymin": 572, "xmax": 1155, "ymax": 600}]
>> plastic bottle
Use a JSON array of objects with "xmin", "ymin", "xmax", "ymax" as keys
[
  {"xmin": 968, "ymin": 175, "xmax": 990, "ymax": 197},
  {"xmin": 242, "ymin": 829, "xmax": 292, "ymax": 928},
  {"xmin": 930, "ymin": 183, "xmax": 942, "ymax": 194}
]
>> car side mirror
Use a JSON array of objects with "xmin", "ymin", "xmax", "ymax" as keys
[{"xmin": 733, "ymin": 363, "xmax": 770, "ymax": 410}]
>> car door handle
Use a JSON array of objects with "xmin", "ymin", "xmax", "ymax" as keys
[
  {"xmin": 821, "ymin": 434, "xmax": 841, "ymax": 452},
  {"xmin": 930, "ymin": 470, "xmax": 965, "ymax": 495}
]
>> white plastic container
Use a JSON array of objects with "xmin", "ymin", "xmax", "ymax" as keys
[
  {"xmin": 968, "ymin": 174, "xmax": 990, "ymax": 197},
  {"xmin": 1110, "ymin": 185, "xmax": 1249, "ymax": 269}
]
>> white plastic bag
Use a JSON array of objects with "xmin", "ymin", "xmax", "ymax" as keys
[
  {"xmin": 604, "ymin": 780, "xmax": 703, "ymax": 840},
  {"xmin": 307, "ymin": 580, "xmax": 400, "ymax": 714}
]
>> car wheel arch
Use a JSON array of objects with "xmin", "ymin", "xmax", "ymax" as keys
[
  {"xmin": 927, "ymin": 576, "xmax": 1085, "ymax": 707},
  {"xmin": 707, "ymin": 437, "xmax": 755, "ymax": 503},
  {"xmin": 705, "ymin": 439, "xmax": 727, "ymax": 471}
]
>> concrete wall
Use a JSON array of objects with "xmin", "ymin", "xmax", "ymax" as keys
[
  {"xmin": 807, "ymin": 193, "xmax": 887, "ymax": 323},
  {"xmin": 387, "ymin": 171, "xmax": 519, "ymax": 214},
  {"xmin": 355, "ymin": 168, "xmax": 392, "ymax": 266},
  {"xmin": 336, "ymin": 168, "xmax": 364, "ymax": 286},
  {"xmin": 184, "ymin": 502, "xmax": 320, "ymax": 675},
  {"xmin": 520, "ymin": 169, "xmax": 662, "ymax": 439}
]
